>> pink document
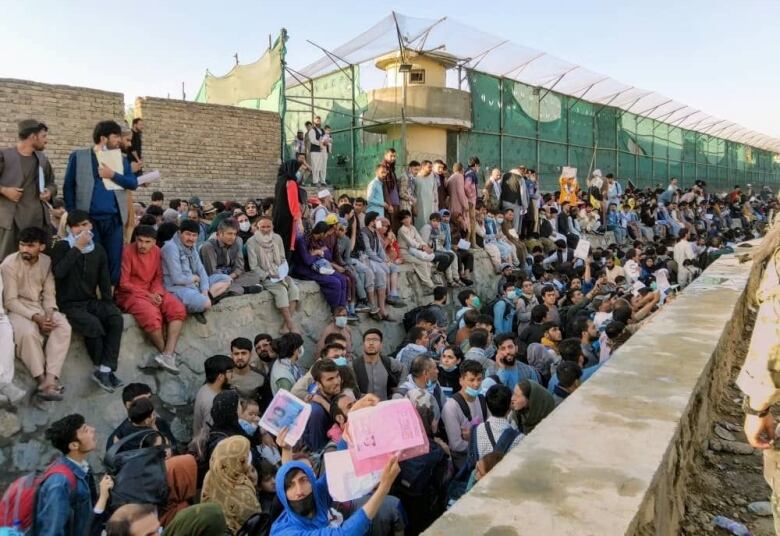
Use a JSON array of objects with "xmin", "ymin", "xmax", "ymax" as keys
[{"xmin": 346, "ymin": 399, "xmax": 429, "ymax": 476}]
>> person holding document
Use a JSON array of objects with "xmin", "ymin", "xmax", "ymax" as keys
[
  {"xmin": 63, "ymin": 120, "xmax": 138, "ymax": 285},
  {"xmin": 0, "ymin": 119, "xmax": 56, "ymax": 261}
]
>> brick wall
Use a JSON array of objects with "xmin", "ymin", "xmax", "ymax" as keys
[
  {"xmin": 134, "ymin": 97, "xmax": 281, "ymax": 202},
  {"xmin": 0, "ymin": 79, "xmax": 282, "ymax": 204},
  {"xmin": 0, "ymin": 78, "xmax": 125, "ymax": 176}
]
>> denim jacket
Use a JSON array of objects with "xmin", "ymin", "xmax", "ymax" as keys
[
  {"xmin": 35, "ymin": 457, "xmax": 95, "ymax": 536},
  {"xmin": 161, "ymin": 232, "xmax": 210, "ymax": 292}
]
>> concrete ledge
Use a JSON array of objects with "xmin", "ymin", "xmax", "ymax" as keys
[{"xmin": 426, "ymin": 243, "xmax": 759, "ymax": 536}]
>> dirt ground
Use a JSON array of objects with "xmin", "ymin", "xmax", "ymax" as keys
[{"xmin": 681, "ymin": 330, "xmax": 776, "ymax": 535}]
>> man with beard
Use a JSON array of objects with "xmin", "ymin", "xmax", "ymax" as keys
[
  {"xmin": 1, "ymin": 226, "xmax": 71, "ymax": 402},
  {"xmin": 63, "ymin": 120, "xmax": 138, "ymax": 286},
  {"xmin": 200, "ymin": 217, "xmax": 263, "ymax": 297},
  {"xmin": 229, "ymin": 337, "xmax": 266, "ymax": 403},
  {"xmin": 193, "ymin": 354, "xmax": 234, "ymax": 437},
  {"xmin": 380, "ymin": 148, "xmax": 401, "ymax": 231},
  {"xmin": 0, "ymin": 120, "xmax": 56, "ymax": 260},
  {"xmin": 307, "ymin": 116, "xmax": 327, "ymax": 187},
  {"xmin": 493, "ymin": 333, "xmax": 540, "ymax": 390},
  {"xmin": 301, "ymin": 358, "xmax": 343, "ymax": 453}
]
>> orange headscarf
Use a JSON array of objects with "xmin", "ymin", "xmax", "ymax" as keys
[{"xmin": 159, "ymin": 454, "xmax": 198, "ymax": 527}]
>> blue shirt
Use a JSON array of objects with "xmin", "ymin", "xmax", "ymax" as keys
[
  {"xmin": 63, "ymin": 150, "xmax": 137, "ymax": 218},
  {"xmin": 366, "ymin": 177, "xmax": 385, "ymax": 217},
  {"xmin": 548, "ymin": 363, "xmax": 601, "ymax": 393}
]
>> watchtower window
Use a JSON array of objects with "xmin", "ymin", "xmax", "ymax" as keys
[{"xmin": 409, "ymin": 69, "xmax": 425, "ymax": 84}]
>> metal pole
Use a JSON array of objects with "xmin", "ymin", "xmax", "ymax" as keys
[
  {"xmin": 400, "ymin": 67, "xmax": 408, "ymax": 170},
  {"xmin": 350, "ymin": 64, "xmax": 357, "ymax": 188},
  {"xmin": 535, "ymin": 89, "xmax": 540, "ymax": 175},
  {"xmin": 279, "ymin": 29, "xmax": 288, "ymax": 161},
  {"xmin": 499, "ymin": 77, "xmax": 504, "ymax": 169}
]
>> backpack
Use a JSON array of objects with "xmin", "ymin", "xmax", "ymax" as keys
[
  {"xmin": 0, "ymin": 461, "xmax": 76, "ymax": 530},
  {"xmin": 451, "ymin": 392, "xmax": 487, "ymax": 425},
  {"xmin": 104, "ymin": 430, "xmax": 169, "ymax": 510},
  {"xmin": 237, "ymin": 512, "xmax": 272, "ymax": 536},
  {"xmin": 402, "ymin": 304, "xmax": 431, "ymax": 332}
]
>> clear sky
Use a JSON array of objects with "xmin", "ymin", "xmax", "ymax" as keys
[{"xmin": 2, "ymin": 0, "xmax": 778, "ymax": 139}]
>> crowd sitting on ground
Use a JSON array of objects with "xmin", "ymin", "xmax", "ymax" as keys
[{"xmin": 0, "ymin": 116, "xmax": 777, "ymax": 535}]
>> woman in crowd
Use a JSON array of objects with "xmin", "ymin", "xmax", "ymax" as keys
[
  {"xmin": 273, "ymin": 159, "xmax": 309, "ymax": 259},
  {"xmin": 511, "ymin": 379, "xmax": 556, "ymax": 434},
  {"xmin": 290, "ymin": 221, "xmax": 348, "ymax": 311},
  {"xmin": 201, "ymin": 435, "xmax": 261, "ymax": 534}
]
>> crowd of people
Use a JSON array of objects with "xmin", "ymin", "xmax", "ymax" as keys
[{"xmin": 0, "ymin": 116, "xmax": 777, "ymax": 535}]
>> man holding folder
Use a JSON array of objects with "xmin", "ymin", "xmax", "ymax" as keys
[
  {"xmin": 64, "ymin": 120, "xmax": 138, "ymax": 285},
  {"xmin": 0, "ymin": 119, "xmax": 56, "ymax": 261}
]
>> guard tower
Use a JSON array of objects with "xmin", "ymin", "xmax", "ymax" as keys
[{"xmin": 365, "ymin": 50, "xmax": 472, "ymax": 163}]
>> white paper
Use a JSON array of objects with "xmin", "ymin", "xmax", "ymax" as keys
[
  {"xmin": 573, "ymin": 238, "xmax": 591, "ymax": 260},
  {"xmin": 269, "ymin": 261, "xmax": 289, "ymax": 283},
  {"xmin": 324, "ymin": 450, "xmax": 381, "ymax": 502},
  {"xmin": 38, "ymin": 166, "xmax": 45, "ymax": 193},
  {"xmin": 456, "ymin": 238, "xmax": 471, "ymax": 250},
  {"xmin": 137, "ymin": 170, "xmax": 161, "ymax": 186},
  {"xmin": 562, "ymin": 166, "xmax": 577, "ymax": 179},
  {"xmin": 259, "ymin": 389, "xmax": 311, "ymax": 447},
  {"xmin": 631, "ymin": 280, "xmax": 645, "ymax": 295},
  {"xmin": 96, "ymin": 149, "xmax": 125, "ymax": 191}
]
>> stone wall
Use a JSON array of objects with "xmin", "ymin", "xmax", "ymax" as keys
[
  {"xmin": 0, "ymin": 78, "xmax": 281, "ymax": 203},
  {"xmin": 133, "ymin": 97, "xmax": 280, "ymax": 203},
  {"xmin": 426, "ymin": 242, "xmax": 759, "ymax": 535},
  {"xmin": 0, "ymin": 251, "xmax": 500, "ymax": 481},
  {"xmin": 0, "ymin": 78, "xmax": 125, "ymax": 174}
]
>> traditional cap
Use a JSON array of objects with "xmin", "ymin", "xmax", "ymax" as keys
[{"xmin": 318, "ymin": 189, "xmax": 331, "ymax": 199}]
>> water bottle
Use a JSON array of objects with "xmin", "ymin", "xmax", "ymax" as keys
[{"xmin": 712, "ymin": 516, "xmax": 752, "ymax": 536}]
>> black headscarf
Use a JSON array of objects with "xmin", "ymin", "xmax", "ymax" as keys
[
  {"xmin": 204, "ymin": 390, "xmax": 246, "ymax": 468},
  {"xmin": 273, "ymin": 159, "xmax": 304, "ymax": 259}
]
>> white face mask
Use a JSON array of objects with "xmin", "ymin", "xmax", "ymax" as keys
[{"xmin": 239, "ymin": 221, "xmax": 251, "ymax": 232}]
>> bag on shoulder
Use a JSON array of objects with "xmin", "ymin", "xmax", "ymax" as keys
[
  {"xmin": 237, "ymin": 512, "xmax": 272, "ymax": 536},
  {"xmin": 0, "ymin": 461, "xmax": 76, "ymax": 530},
  {"xmin": 104, "ymin": 430, "xmax": 169, "ymax": 510}
]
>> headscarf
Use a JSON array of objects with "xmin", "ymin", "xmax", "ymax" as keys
[
  {"xmin": 160, "ymin": 454, "xmax": 198, "ymax": 527},
  {"xmin": 515, "ymin": 379, "xmax": 556, "ymax": 434},
  {"xmin": 273, "ymin": 159, "xmax": 304, "ymax": 257},
  {"xmin": 201, "ymin": 436, "xmax": 260, "ymax": 535},
  {"xmin": 210, "ymin": 390, "xmax": 244, "ymax": 438},
  {"xmin": 251, "ymin": 228, "xmax": 285, "ymax": 278},
  {"xmin": 162, "ymin": 502, "xmax": 228, "ymax": 536},
  {"xmin": 526, "ymin": 343, "xmax": 559, "ymax": 379},
  {"xmin": 272, "ymin": 462, "xmax": 331, "ymax": 534}
]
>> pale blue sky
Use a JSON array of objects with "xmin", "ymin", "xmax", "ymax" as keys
[{"xmin": 2, "ymin": 0, "xmax": 778, "ymax": 138}]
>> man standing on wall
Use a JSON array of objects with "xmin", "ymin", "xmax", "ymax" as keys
[
  {"xmin": 63, "ymin": 120, "xmax": 139, "ymax": 286},
  {"xmin": 308, "ymin": 116, "xmax": 327, "ymax": 187},
  {"xmin": 0, "ymin": 120, "xmax": 56, "ymax": 261},
  {"xmin": 130, "ymin": 118, "xmax": 143, "ymax": 172}
]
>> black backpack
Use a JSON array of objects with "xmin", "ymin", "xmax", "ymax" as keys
[
  {"xmin": 237, "ymin": 512, "xmax": 272, "ymax": 536},
  {"xmin": 402, "ymin": 304, "xmax": 431, "ymax": 332},
  {"xmin": 104, "ymin": 430, "xmax": 169, "ymax": 511}
]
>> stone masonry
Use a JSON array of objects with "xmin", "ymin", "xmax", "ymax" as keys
[
  {"xmin": 0, "ymin": 78, "xmax": 281, "ymax": 202},
  {"xmin": 133, "ymin": 97, "xmax": 280, "ymax": 202},
  {"xmin": 0, "ymin": 78, "xmax": 125, "ymax": 174}
]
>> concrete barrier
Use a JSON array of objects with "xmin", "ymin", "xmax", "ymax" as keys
[{"xmin": 426, "ymin": 243, "xmax": 759, "ymax": 535}]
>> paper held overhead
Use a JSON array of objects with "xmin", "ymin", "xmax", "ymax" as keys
[
  {"xmin": 137, "ymin": 170, "xmax": 161, "ymax": 186},
  {"xmin": 561, "ymin": 166, "xmax": 577, "ymax": 179}
]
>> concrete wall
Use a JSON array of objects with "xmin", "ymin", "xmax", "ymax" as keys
[
  {"xmin": 427, "ymin": 243, "xmax": 759, "ymax": 535},
  {"xmin": 0, "ymin": 78, "xmax": 281, "ymax": 203},
  {"xmin": 0, "ymin": 78, "xmax": 125, "ymax": 174},
  {"xmin": 133, "ymin": 97, "xmax": 281, "ymax": 202},
  {"xmin": 0, "ymin": 251, "xmax": 501, "ymax": 481}
]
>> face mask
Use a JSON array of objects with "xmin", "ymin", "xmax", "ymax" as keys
[
  {"xmin": 332, "ymin": 356, "xmax": 348, "ymax": 367},
  {"xmin": 426, "ymin": 380, "xmax": 436, "ymax": 393},
  {"xmin": 496, "ymin": 217, "xmax": 505, "ymax": 224},
  {"xmin": 440, "ymin": 364, "xmax": 457, "ymax": 372},
  {"xmin": 288, "ymin": 494, "xmax": 316, "ymax": 517},
  {"xmin": 295, "ymin": 170, "xmax": 303, "ymax": 182},
  {"xmin": 334, "ymin": 316, "xmax": 348, "ymax": 328},
  {"xmin": 239, "ymin": 221, "xmax": 251, "ymax": 232},
  {"xmin": 465, "ymin": 386, "xmax": 481, "ymax": 398},
  {"xmin": 239, "ymin": 419, "xmax": 258, "ymax": 436},
  {"xmin": 471, "ymin": 297, "xmax": 481, "ymax": 308}
]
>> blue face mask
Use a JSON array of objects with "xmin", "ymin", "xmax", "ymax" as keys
[
  {"xmin": 440, "ymin": 364, "xmax": 457, "ymax": 373},
  {"xmin": 471, "ymin": 297, "xmax": 482, "ymax": 308},
  {"xmin": 332, "ymin": 356, "xmax": 348, "ymax": 367},
  {"xmin": 334, "ymin": 316, "xmax": 348, "ymax": 328},
  {"xmin": 239, "ymin": 419, "xmax": 258, "ymax": 436},
  {"xmin": 465, "ymin": 386, "xmax": 481, "ymax": 398},
  {"xmin": 295, "ymin": 170, "xmax": 303, "ymax": 182},
  {"xmin": 426, "ymin": 380, "xmax": 435, "ymax": 393}
]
